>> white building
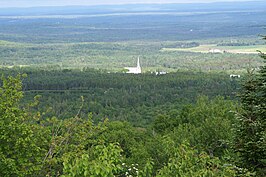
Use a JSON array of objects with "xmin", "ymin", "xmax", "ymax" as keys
[
  {"xmin": 124, "ymin": 57, "xmax": 142, "ymax": 74},
  {"xmin": 209, "ymin": 49, "xmax": 224, "ymax": 54},
  {"xmin": 230, "ymin": 74, "xmax": 240, "ymax": 78},
  {"xmin": 155, "ymin": 71, "xmax": 167, "ymax": 75}
]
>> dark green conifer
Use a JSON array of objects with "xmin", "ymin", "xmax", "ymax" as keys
[{"xmin": 235, "ymin": 37, "xmax": 266, "ymax": 176}]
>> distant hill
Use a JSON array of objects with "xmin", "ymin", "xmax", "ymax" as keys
[{"xmin": 0, "ymin": 1, "xmax": 265, "ymax": 16}]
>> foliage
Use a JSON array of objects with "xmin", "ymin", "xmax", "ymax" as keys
[
  {"xmin": 139, "ymin": 159, "xmax": 154, "ymax": 177},
  {"xmin": 61, "ymin": 143, "xmax": 123, "ymax": 177},
  {"xmin": 153, "ymin": 96, "xmax": 237, "ymax": 157},
  {"xmin": 39, "ymin": 115, "xmax": 110, "ymax": 176},
  {"xmin": 157, "ymin": 141, "xmax": 237, "ymax": 177},
  {"xmin": 98, "ymin": 121, "xmax": 150, "ymax": 167},
  {"xmin": 234, "ymin": 44, "xmax": 266, "ymax": 176},
  {"xmin": 0, "ymin": 75, "xmax": 45, "ymax": 176},
  {"xmin": 1, "ymin": 68, "xmax": 240, "ymax": 127},
  {"xmin": 0, "ymin": 70, "xmax": 261, "ymax": 176}
]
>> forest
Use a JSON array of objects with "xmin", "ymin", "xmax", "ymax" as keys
[
  {"xmin": 0, "ymin": 68, "xmax": 240, "ymax": 126},
  {"xmin": 0, "ymin": 52, "xmax": 265, "ymax": 176},
  {"xmin": 0, "ymin": 1, "xmax": 266, "ymax": 176}
]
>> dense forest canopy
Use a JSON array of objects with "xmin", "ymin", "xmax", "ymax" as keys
[
  {"xmin": 0, "ymin": 58, "xmax": 265, "ymax": 176},
  {"xmin": 0, "ymin": 68, "xmax": 240, "ymax": 126}
]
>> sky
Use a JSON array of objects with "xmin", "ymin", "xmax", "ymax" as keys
[{"xmin": 0, "ymin": 0, "xmax": 261, "ymax": 8}]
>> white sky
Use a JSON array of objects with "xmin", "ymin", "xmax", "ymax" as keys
[{"xmin": 0, "ymin": 0, "xmax": 260, "ymax": 8}]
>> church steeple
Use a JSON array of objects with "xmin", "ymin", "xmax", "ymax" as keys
[
  {"xmin": 137, "ymin": 56, "xmax": 141, "ymax": 68},
  {"xmin": 124, "ymin": 56, "xmax": 142, "ymax": 74}
]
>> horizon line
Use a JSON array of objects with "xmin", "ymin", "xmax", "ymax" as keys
[{"xmin": 0, "ymin": 0, "xmax": 263, "ymax": 9}]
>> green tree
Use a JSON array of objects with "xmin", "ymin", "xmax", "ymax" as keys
[
  {"xmin": 0, "ymin": 75, "xmax": 44, "ymax": 176},
  {"xmin": 158, "ymin": 96, "xmax": 237, "ymax": 157},
  {"xmin": 39, "ymin": 114, "xmax": 109, "ymax": 176},
  {"xmin": 61, "ymin": 143, "xmax": 124, "ymax": 177},
  {"xmin": 98, "ymin": 121, "xmax": 150, "ymax": 168},
  {"xmin": 234, "ymin": 40, "xmax": 266, "ymax": 175},
  {"xmin": 157, "ymin": 139, "xmax": 237, "ymax": 177}
]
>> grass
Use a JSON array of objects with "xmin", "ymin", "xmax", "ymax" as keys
[{"xmin": 161, "ymin": 44, "xmax": 266, "ymax": 54}]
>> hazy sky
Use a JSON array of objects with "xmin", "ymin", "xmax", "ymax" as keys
[{"xmin": 0, "ymin": 0, "xmax": 260, "ymax": 8}]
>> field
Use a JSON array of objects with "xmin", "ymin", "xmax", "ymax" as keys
[{"xmin": 161, "ymin": 44, "xmax": 266, "ymax": 54}]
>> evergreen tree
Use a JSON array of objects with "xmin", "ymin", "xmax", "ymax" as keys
[{"xmin": 234, "ymin": 38, "xmax": 266, "ymax": 176}]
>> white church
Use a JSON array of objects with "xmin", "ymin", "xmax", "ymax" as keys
[{"xmin": 124, "ymin": 57, "xmax": 142, "ymax": 74}]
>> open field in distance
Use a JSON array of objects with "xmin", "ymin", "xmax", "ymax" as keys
[{"xmin": 161, "ymin": 44, "xmax": 266, "ymax": 54}]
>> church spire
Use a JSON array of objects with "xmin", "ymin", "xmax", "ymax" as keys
[{"xmin": 124, "ymin": 56, "xmax": 141, "ymax": 74}]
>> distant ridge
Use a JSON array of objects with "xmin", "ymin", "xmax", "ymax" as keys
[{"xmin": 0, "ymin": 1, "xmax": 265, "ymax": 16}]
